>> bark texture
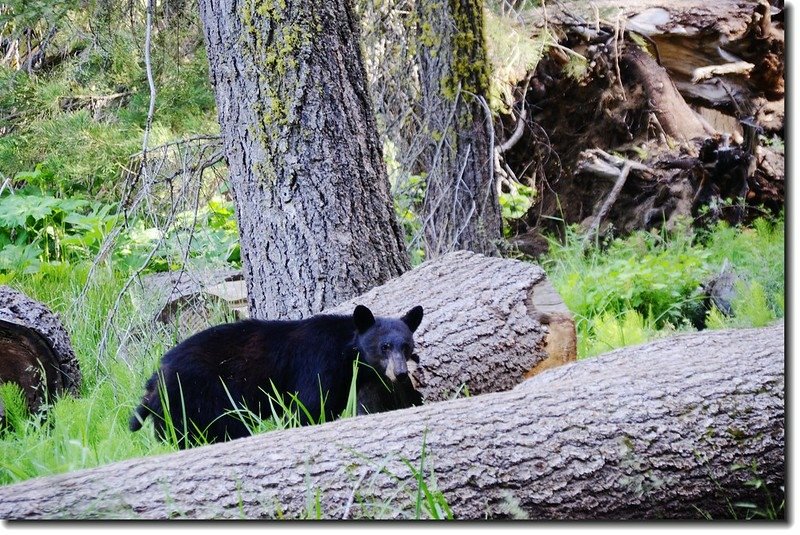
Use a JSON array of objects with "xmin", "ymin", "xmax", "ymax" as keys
[
  {"xmin": 198, "ymin": 0, "xmax": 410, "ymax": 321},
  {"xmin": 324, "ymin": 250, "xmax": 576, "ymax": 401},
  {"xmin": 417, "ymin": 0, "xmax": 502, "ymax": 258},
  {"xmin": 0, "ymin": 286, "xmax": 80, "ymax": 414},
  {"xmin": 0, "ymin": 323, "xmax": 783, "ymax": 520}
]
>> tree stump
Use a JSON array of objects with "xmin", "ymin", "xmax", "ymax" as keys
[
  {"xmin": 0, "ymin": 323, "xmax": 782, "ymax": 519},
  {"xmin": 135, "ymin": 268, "xmax": 247, "ymax": 338},
  {"xmin": 0, "ymin": 286, "xmax": 81, "ymax": 419}
]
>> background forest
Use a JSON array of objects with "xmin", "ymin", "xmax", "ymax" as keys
[{"xmin": 0, "ymin": 0, "xmax": 785, "ymax": 518}]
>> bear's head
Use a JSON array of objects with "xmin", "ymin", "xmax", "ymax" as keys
[{"xmin": 352, "ymin": 304, "xmax": 423, "ymax": 382}]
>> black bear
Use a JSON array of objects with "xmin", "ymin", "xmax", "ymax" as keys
[{"xmin": 129, "ymin": 304, "xmax": 423, "ymax": 448}]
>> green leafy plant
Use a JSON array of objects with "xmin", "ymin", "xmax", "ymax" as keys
[
  {"xmin": 0, "ymin": 190, "xmax": 119, "ymax": 273},
  {"xmin": 542, "ymin": 213, "xmax": 784, "ymax": 358},
  {"xmin": 499, "ymin": 183, "xmax": 536, "ymax": 221}
]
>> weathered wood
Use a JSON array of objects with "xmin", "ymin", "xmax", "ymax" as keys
[
  {"xmin": 324, "ymin": 250, "xmax": 576, "ymax": 401},
  {"xmin": 136, "ymin": 268, "xmax": 247, "ymax": 337},
  {"xmin": 0, "ymin": 323, "xmax": 783, "ymax": 519},
  {"xmin": 0, "ymin": 286, "xmax": 80, "ymax": 415},
  {"xmin": 540, "ymin": 0, "xmax": 784, "ymax": 129}
]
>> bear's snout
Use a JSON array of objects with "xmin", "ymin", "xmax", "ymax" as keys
[{"xmin": 384, "ymin": 352, "xmax": 409, "ymax": 382}]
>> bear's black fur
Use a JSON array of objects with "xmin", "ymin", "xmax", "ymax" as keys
[{"xmin": 129, "ymin": 305, "xmax": 423, "ymax": 447}]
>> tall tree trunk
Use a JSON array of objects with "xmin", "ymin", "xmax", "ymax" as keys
[
  {"xmin": 0, "ymin": 323, "xmax": 783, "ymax": 519},
  {"xmin": 417, "ymin": 0, "xmax": 501, "ymax": 258},
  {"xmin": 197, "ymin": 0, "xmax": 410, "ymax": 320}
]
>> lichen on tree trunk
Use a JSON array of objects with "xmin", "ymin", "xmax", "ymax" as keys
[
  {"xmin": 416, "ymin": 0, "xmax": 501, "ymax": 258},
  {"xmin": 198, "ymin": 0, "xmax": 410, "ymax": 320}
]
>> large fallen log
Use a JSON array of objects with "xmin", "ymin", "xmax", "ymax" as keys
[
  {"xmin": 0, "ymin": 286, "xmax": 81, "ymax": 420},
  {"xmin": 0, "ymin": 323, "xmax": 783, "ymax": 519}
]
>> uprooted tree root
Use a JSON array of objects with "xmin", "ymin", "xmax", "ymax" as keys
[{"xmin": 498, "ymin": 1, "xmax": 784, "ymax": 254}]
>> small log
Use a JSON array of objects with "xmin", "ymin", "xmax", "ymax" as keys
[
  {"xmin": 620, "ymin": 44, "xmax": 715, "ymax": 141},
  {"xmin": 0, "ymin": 286, "xmax": 81, "ymax": 416},
  {"xmin": 0, "ymin": 323, "xmax": 783, "ymax": 519},
  {"xmin": 324, "ymin": 250, "xmax": 577, "ymax": 401}
]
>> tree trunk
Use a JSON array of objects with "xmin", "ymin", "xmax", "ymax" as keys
[
  {"xmin": 417, "ymin": 0, "xmax": 502, "ymax": 258},
  {"xmin": 197, "ymin": 0, "xmax": 410, "ymax": 320},
  {"xmin": 0, "ymin": 323, "xmax": 783, "ymax": 519},
  {"xmin": 324, "ymin": 250, "xmax": 576, "ymax": 401},
  {"xmin": 0, "ymin": 286, "xmax": 81, "ymax": 416}
]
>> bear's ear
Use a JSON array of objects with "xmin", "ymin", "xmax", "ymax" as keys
[
  {"xmin": 353, "ymin": 305, "xmax": 376, "ymax": 334},
  {"xmin": 402, "ymin": 305, "xmax": 424, "ymax": 333}
]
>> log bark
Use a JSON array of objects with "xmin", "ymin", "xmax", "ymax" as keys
[
  {"xmin": 197, "ymin": 0, "xmax": 410, "ymax": 321},
  {"xmin": 0, "ymin": 286, "xmax": 81, "ymax": 415},
  {"xmin": 0, "ymin": 323, "xmax": 783, "ymax": 519},
  {"xmin": 325, "ymin": 250, "xmax": 576, "ymax": 401}
]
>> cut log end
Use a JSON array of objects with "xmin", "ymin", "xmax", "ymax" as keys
[{"xmin": 0, "ymin": 287, "xmax": 81, "ymax": 418}]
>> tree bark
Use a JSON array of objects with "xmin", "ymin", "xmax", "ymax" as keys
[
  {"xmin": 0, "ymin": 286, "xmax": 81, "ymax": 415},
  {"xmin": 0, "ymin": 323, "xmax": 783, "ymax": 519},
  {"xmin": 197, "ymin": 0, "xmax": 410, "ymax": 321},
  {"xmin": 417, "ymin": 0, "xmax": 502, "ymax": 258}
]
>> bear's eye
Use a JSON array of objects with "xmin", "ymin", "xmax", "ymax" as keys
[
  {"xmin": 380, "ymin": 342, "xmax": 391, "ymax": 352},
  {"xmin": 401, "ymin": 343, "xmax": 410, "ymax": 355}
]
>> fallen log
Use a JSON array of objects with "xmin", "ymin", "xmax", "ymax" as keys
[
  {"xmin": 0, "ymin": 286, "xmax": 81, "ymax": 420},
  {"xmin": 0, "ymin": 323, "xmax": 784, "ymax": 519},
  {"xmin": 324, "ymin": 250, "xmax": 576, "ymax": 401}
]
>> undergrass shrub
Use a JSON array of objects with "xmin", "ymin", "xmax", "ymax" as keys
[
  {"xmin": 700, "ymin": 216, "xmax": 785, "ymax": 324},
  {"xmin": 0, "ymin": 1, "xmax": 219, "ymax": 199},
  {"xmin": 0, "ymin": 265, "xmax": 173, "ymax": 484}
]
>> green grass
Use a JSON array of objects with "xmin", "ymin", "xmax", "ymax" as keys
[
  {"xmin": 0, "ymin": 264, "xmax": 174, "ymax": 483},
  {"xmin": 0, "ymin": 3, "xmax": 219, "ymax": 200},
  {"xmin": 541, "ymin": 215, "xmax": 785, "ymax": 358}
]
